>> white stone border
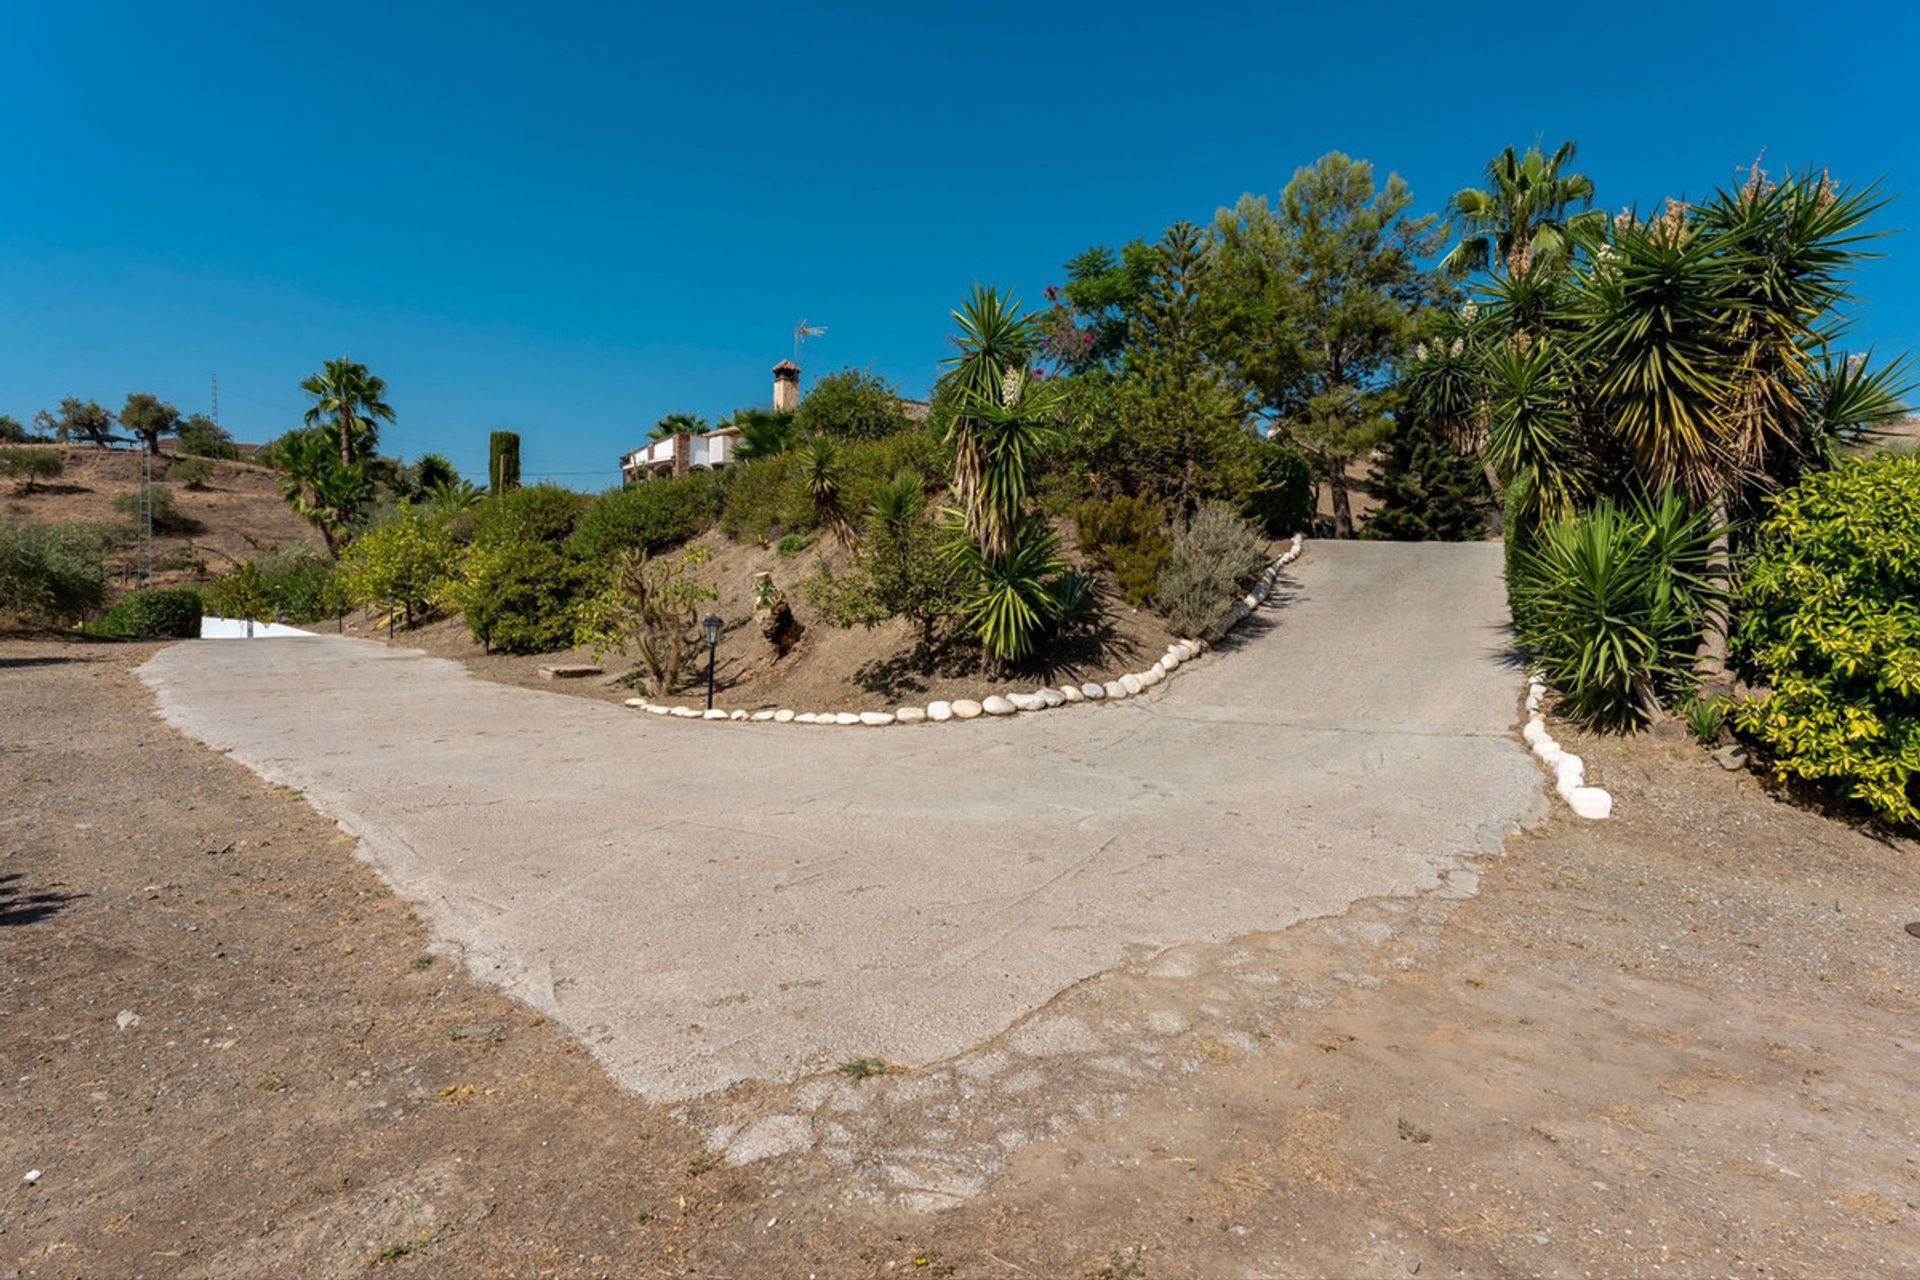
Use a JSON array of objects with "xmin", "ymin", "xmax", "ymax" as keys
[
  {"xmin": 623, "ymin": 534, "xmax": 1307, "ymax": 728},
  {"xmin": 1521, "ymin": 671, "xmax": 1612, "ymax": 819}
]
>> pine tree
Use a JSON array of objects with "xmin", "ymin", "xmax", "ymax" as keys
[{"xmin": 1364, "ymin": 415, "xmax": 1494, "ymax": 541}]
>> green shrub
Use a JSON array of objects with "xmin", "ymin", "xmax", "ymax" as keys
[
  {"xmin": 0, "ymin": 447, "xmax": 63, "ymax": 493},
  {"xmin": 335, "ymin": 508, "xmax": 458, "ymax": 626},
  {"xmin": 721, "ymin": 454, "xmax": 815, "ymax": 542},
  {"xmin": 206, "ymin": 547, "xmax": 344, "ymax": 622},
  {"xmin": 88, "ymin": 586, "xmax": 202, "ymax": 638},
  {"xmin": 111, "ymin": 484, "xmax": 196, "ymax": 533},
  {"xmin": 1510, "ymin": 491, "xmax": 1719, "ymax": 731},
  {"xmin": 1157, "ymin": 503, "xmax": 1269, "ymax": 638},
  {"xmin": 793, "ymin": 367, "xmax": 913, "ymax": 440},
  {"xmin": 1244, "ymin": 439, "xmax": 1317, "ymax": 539},
  {"xmin": 171, "ymin": 456, "xmax": 215, "ymax": 489},
  {"xmin": 569, "ymin": 474, "xmax": 720, "ymax": 562},
  {"xmin": 447, "ymin": 539, "xmax": 589, "ymax": 654},
  {"xmin": 0, "ymin": 520, "xmax": 110, "ymax": 624},
  {"xmin": 175, "ymin": 415, "xmax": 238, "ymax": 459},
  {"xmin": 1362, "ymin": 419, "xmax": 1491, "ymax": 542},
  {"xmin": 1072, "ymin": 493, "xmax": 1171, "ymax": 606},
  {"xmin": 471, "ymin": 483, "xmax": 585, "ymax": 547},
  {"xmin": 1732, "ymin": 455, "xmax": 1920, "ymax": 826},
  {"xmin": 774, "ymin": 533, "xmax": 809, "ymax": 555}
]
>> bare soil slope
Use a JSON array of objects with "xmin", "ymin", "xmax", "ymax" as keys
[{"xmin": 1, "ymin": 444, "xmax": 322, "ymax": 585}]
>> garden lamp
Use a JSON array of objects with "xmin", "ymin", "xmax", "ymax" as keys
[{"xmin": 702, "ymin": 614, "xmax": 723, "ymax": 710}]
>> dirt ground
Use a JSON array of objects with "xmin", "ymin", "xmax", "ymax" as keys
[
  {"xmin": 376, "ymin": 526, "xmax": 1189, "ymax": 713},
  {"xmin": 0, "ymin": 444, "xmax": 322, "ymax": 586},
  {"xmin": 4, "ymin": 635, "xmax": 1918, "ymax": 1278}
]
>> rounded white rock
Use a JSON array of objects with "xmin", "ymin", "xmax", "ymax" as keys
[
  {"xmin": 1118, "ymin": 673, "xmax": 1143, "ymax": 696},
  {"xmin": 1521, "ymin": 719, "xmax": 1549, "ymax": 745},
  {"xmin": 951, "ymin": 699, "xmax": 984, "ymax": 720},
  {"xmin": 671, "ymin": 706, "xmax": 700, "ymax": 718},
  {"xmin": 1103, "ymin": 680, "xmax": 1128, "ymax": 699},
  {"xmin": 982, "ymin": 695, "xmax": 1018, "ymax": 716},
  {"xmin": 1007, "ymin": 692, "xmax": 1047, "ymax": 712},
  {"xmin": 1161, "ymin": 652, "xmax": 1182, "ymax": 672},
  {"xmin": 1081, "ymin": 682, "xmax": 1106, "ymax": 700},
  {"xmin": 751, "ymin": 710, "xmax": 777, "ymax": 722},
  {"xmin": 773, "ymin": 708, "xmax": 796, "ymax": 722},
  {"xmin": 859, "ymin": 711, "xmax": 895, "ymax": 727},
  {"xmin": 645, "ymin": 703, "xmax": 671, "ymax": 715},
  {"xmin": 834, "ymin": 712, "xmax": 862, "ymax": 726},
  {"xmin": 623, "ymin": 697, "xmax": 648, "ymax": 708},
  {"xmin": 1567, "ymin": 786, "xmax": 1613, "ymax": 820},
  {"xmin": 1553, "ymin": 753, "xmax": 1585, "ymax": 786},
  {"xmin": 927, "ymin": 701, "xmax": 954, "ymax": 722},
  {"xmin": 1059, "ymin": 684, "xmax": 1086, "ymax": 703},
  {"xmin": 1137, "ymin": 667, "xmax": 1163, "ymax": 688},
  {"xmin": 1037, "ymin": 687, "xmax": 1065, "ymax": 708},
  {"xmin": 730, "ymin": 709, "xmax": 750, "ymax": 721},
  {"xmin": 895, "ymin": 706, "xmax": 927, "ymax": 724},
  {"xmin": 704, "ymin": 709, "xmax": 730, "ymax": 721},
  {"xmin": 794, "ymin": 712, "xmax": 817, "ymax": 723}
]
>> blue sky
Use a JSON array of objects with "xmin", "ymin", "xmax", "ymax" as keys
[{"xmin": 4, "ymin": 1, "xmax": 1916, "ymax": 486}]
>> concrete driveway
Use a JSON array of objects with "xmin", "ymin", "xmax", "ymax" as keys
[{"xmin": 139, "ymin": 540, "xmax": 1543, "ymax": 1102}]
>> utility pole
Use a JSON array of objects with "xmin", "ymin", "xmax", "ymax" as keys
[
  {"xmin": 210, "ymin": 372, "xmax": 219, "ymax": 425},
  {"xmin": 137, "ymin": 445, "xmax": 153, "ymax": 587}
]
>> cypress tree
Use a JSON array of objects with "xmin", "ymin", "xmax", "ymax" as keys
[{"xmin": 488, "ymin": 430, "xmax": 521, "ymax": 493}]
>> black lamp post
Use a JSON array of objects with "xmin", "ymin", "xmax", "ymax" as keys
[{"xmin": 702, "ymin": 614, "xmax": 723, "ymax": 711}]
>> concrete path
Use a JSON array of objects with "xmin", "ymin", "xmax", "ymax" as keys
[{"xmin": 139, "ymin": 541, "xmax": 1543, "ymax": 1102}]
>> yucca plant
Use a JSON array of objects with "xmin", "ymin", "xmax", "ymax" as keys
[
  {"xmin": 946, "ymin": 518, "xmax": 1064, "ymax": 665},
  {"xmin": 798, "ymin": 436, "xmax": 853, "ymax": 548},
  {"xmin": 1510, "ymin": 492, "xmax": 1721, "ymax": 729}
]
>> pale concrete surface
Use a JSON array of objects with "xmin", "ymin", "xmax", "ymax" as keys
[{"xmin": 139, "ymin": 541, "xmax": 1543, "ymax": 1102}]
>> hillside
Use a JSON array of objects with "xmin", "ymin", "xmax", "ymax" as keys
[{"xmin": 1, "ymin": 444, "xmax": 323, "ymax": 588}]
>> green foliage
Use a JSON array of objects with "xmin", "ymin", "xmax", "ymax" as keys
[
  {"xmin": 488, "ymin": 430, "xmax": 521, "ymax": 492},
  {"xmin": 1039, "ymin": 240, "xmax": 1156, "ymax": 375},
  {"xmin": 799, "ymin": 436, "xmax": 853, "ymax": 547},
  {"xmin": 1157, "ymin": 503, "xmax": 1269, "ymax": 637},
  {"xmin": 112, "ymin": 484, "xmax": 196, "ymax": 533},
  {"xmin": 0, "ymin": 447, "xmax": 63, "ymax": 492},
  {"xmin": 88, "ymin": 586, "xmax": 202, "ymax": 638},
  {"xmin": 1363, "ymin": 416, "xmax": 1493, "ymax": 540},
  {"xmin": 1441, "ymin": 140, "xmax": 1603, "ymax": 279},
  {"xmin": 171, "ymin": 456, "xmax": 215, "ymax": 489},
  {"xmin": 206, "ymin": 548, "xmax": 344, "ymax": 622},
  {"xmin": 804, "ymin": 471, "xmax": 958, "ymax": 670},
  {"xmin": 1510, "ymin": 492, "xmax": 1721, "ymax": 730},
  {"xmin": 175, "ymin": 413, "xmax": 238, "ymax": 458},
  {"xmin": 1212, "ymin": 151, "xmax": 1448, "ymax": 537},
  {"xmin": 724, "ymin": 407, "xmax": 800, "ymax": 461},
  {"xmin": 720, "ymin": 453, "xmax": 815, "ymax": 542},
  {"xmin": 0, "ymin": 520, "xmax": 110, "ymax": 624},
  {"xmin": 794, "ymin": 367, "xmax": 912, "ymax": 440},
  {"xmin": 650, "ymin": 412, "xmax": 708, "ymax": 442},
  {"xmin": 472, "ymin": 482, "xmax": 585, "ymax": 547},
  {"xmin": 35, "ymin": 397, "xmax": 116, "ymax": 446},
  {"xmin": 120, "ymin": 392, "xmax": 182, "ymax": 453},
  {"xmin": 335, "ymin": 507, "xmax": 458, "ymax": 626},
  {"xmin": 272, "ymin": 428, "xmax": 372, "ymax": 555},
  {"xmin": 303, "ymin": 357, "xmax": 393, "ymax": 467},
  {"xmin": 1243, "ymin": 438, "xmax": 1316, "ymax": 539},
  {"xmin": 0, "ymin": 415, "xmax": 25, "ymax": 444},
  {"xmin": 569, "ymin": 474, "xmax": 720, "ymax": 562},
  {"xmin": 946, "ymin": 518, "xmax": 1065, "ymax": 664},
  {"xmin": 775, "ymin": 533, "xmax": 809, "ymax": 555},
  {"xmin": 575, "ymin": 547, "xmax": 718, "ymax": 694},
  {"xmin": 1732, "ymin": 455, "xmax": 1920, "ymax": 825},
  {"xmin": 1678, "ymin": 693, "xmax": 1728, "ymax": 746},
  {"xmin": 1072, "ymin": 493, "xmax": 1171, "ymax": 606},
  {"xmin": 446, "ymin": 537, "xmax": 589, "ymax": 654}
]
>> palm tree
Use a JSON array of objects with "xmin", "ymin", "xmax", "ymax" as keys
[
  {"xmin": 275, "ymin": 429, "xmax": 371, "ymax": 555},
  {"xmin": 725, "ymin": 407, "xmax": 799, "ymax": 460},
  {"xmin": 1442, "ymin": 140, "xmax": 1606, "ymax": 280},
  {"xmin": 798, "ymin": 436, "xmax": 853, "ymax": 547},
  {"xmin": 649, "ymin": 412, "xmax": 708, "ymax": 443},
  {"xmin": 301, "ymin": 357, "xmax": 394, "ymax": 469}
]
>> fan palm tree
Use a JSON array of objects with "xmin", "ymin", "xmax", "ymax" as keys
[
  {"xmin": 1442, "ymin": 140, "xmax": 1606, "ymax": 280},
  {"xmin": 301, "ymin": 357, "xmax": 394, "ymax": 469},
  {"xmin": 725, "ymin": 407, "xmax": 799, "ymax": 460},
  {"xmin": 275, "ymin": 429, "xmax": 372, "ymax": 555},
  {"xmin": 649, "ymin": 412, "xmax": 708, "ymax": 443}
]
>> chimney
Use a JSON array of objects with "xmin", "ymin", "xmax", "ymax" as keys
[{"xmin": 772, "ymin": 359, "xmax": 800, "ymax": 413}]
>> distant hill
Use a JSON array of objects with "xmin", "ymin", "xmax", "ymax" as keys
[{"xmin": 1, "ymin": 444, "xmax": 323, "ymax": 589}]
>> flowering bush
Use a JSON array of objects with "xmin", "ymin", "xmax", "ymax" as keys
[{"xmin": 1733, "ymin": 455, "xmax": 1920, "ymax": 826}]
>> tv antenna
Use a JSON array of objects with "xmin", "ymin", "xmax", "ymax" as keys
[{"xmin": 793, "ymin": 319, "xmax": 827, "ymax": 364}]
